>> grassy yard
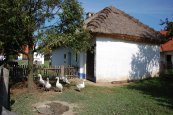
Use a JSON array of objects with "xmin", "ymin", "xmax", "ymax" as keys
[{"xmin": 10, "ymin": 76, "xmax": 173, "ymax": 115}]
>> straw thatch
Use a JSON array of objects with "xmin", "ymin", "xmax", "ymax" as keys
[{"xmin": 85, "ymin": 6, "xmax": 161, "ymax": 44}]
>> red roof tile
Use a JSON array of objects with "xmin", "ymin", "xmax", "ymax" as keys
[{"xmin": 160, "ymin": 30, "xmax": 168, "ymax": 36}]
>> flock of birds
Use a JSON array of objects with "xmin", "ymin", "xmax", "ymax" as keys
[{"xmin": 37, "ymin": 74, "xmax": 85, "ymax": 92}]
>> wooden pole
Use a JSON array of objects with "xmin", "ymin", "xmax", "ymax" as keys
[
  {"xmin": 0, "ymin": 66, "xmax": 9, "ymax": 109},
  {"xmin": 61, "ymin": 65, "xmax": 64, "ymax": 77}
]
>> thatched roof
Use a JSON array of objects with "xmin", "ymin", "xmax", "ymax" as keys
[{"xmin": 85, "ymin": 6, "xmax": 161, "ymax": 44}]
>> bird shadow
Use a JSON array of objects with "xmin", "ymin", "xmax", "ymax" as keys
[{"xmin": 74, "ymin": 89, "xmax": 80, "ymax": 92}]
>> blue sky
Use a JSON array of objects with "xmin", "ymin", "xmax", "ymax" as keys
[{"xmin": 79, "ymin": 0, "xmax": 173, "ymax": 31}]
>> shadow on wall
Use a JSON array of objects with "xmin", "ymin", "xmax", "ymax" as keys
[
  {"xmin": 129, "ymin": 31, "xmax": 160, "ymax": 80},
  {"xmin": 129, "ymin": 44, "xmax": 159, "ymax": 80}
]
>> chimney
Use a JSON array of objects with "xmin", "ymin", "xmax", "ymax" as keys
[{"xmin": 86, "ymin": 12, "xmax": 94, "ymax": 19}]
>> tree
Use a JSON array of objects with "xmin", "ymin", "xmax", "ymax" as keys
[
  {"xmin": 0, "ymin": 0, "xmax": 91, "ymax": 92},
  {"xmin": 39, "ymin": 0, "xmax": 91, "ymax": 53},
  {"xmin": 161, "ymin": 18, "xmax": 173, "ymax": 39},
  {"xmin": 0, "ymin": 0, "xmax": 62, "ymax": 92}
]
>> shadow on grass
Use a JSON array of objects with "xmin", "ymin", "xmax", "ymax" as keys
[{"xmin": 126, "ymin": 75, "xmax": 173, "ymax": 109}]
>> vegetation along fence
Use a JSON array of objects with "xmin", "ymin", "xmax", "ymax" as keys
[{"xmin": 9, "ymin": 65, "xmax": 78, "ymax": 81}]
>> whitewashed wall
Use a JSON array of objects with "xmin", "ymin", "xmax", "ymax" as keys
[
  {"xmin": 160, "ymin": 51, "xmax": 173, "ymax": 70},
  {"xmin": 160, "ymin": 51, "xmax": 173, "ymax": 64},
  {"xmin": 52, "ymin": 48, "xmax": 79, "ymax": 66},
  {"xmin": 33, "ymin": 52, "xmax": 44, "ymax": 64},
  {"xmin": 52, "ymin": 48, "xmax": 86, "ymax": 78},
  {"xmin": 52, "ymin": 48, "xmax": 68, "ymax": 66},
  {"xmin": 95, "ymin": 37, "xmax": 160, "ymax": 82},
  {"xmin": 18, "ymin": 53, "xmax": 44, "ymax": 64},
  {"xmin": 79, "ymin": 52, "xmax": 86, "ymax": 79}
]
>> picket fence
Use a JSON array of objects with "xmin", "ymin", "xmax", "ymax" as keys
[{"xmin": 9, "ymin": 65, "xmax": 78, "ymax": 80}]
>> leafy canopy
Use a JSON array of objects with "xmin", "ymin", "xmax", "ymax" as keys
[
  {"xmin": 0, "ymin": 0, "xmax": 62, "ymax": 57},
  {"xmin": 39, "ymin": 0, "xmax": 92, "ymax": 53},
  {"xmin": 161, "ymin": 18, "xmax": 173, "ymax": 39}
]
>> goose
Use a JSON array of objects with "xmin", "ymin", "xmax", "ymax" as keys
[
  {"xmin": 76, "ymin": 79, "xmax": 85, "ymax": 91},
  {"xmin": 59, "ymin": 75, "xmax": 65, "ymax": 80},
  {"xmin": 63, "ymin": 75, "xmax": 70, "ymax": 84},
  {"xmin": 55, "ymin": 77, "xmax": 63, "ymax": 92},
  {"xmin": 45, "ymin": 78, "xmax": 51, "ymax": 91},
  {"xmin": 38, "ymin": 74, "xmax": 45, "ymax": 87}
]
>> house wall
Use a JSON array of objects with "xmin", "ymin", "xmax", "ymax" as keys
[
  {"xmin": 160, "ymin": 51, "xmax": 173, "ymax": 62},
  {"xmin": 51, "ymin": 48, "xmax": 80, "ymax": 67},
  {"xmin": 18, "ymin": 53, "xmax": 44, "ymax": 64},
  {"xmin": 33, "ymin": 52, "xmax": 44, "ymax": 64},
  {"xmin": 160, "ymin": 51, "xmax": 173, "ymax": 69},
  {"xmin": 79, "ymin": 52, "xmax": 86, "ymax": 79},
  {"xmin": 95, "ymin": 37, "xmax": 160, "ymax": 82},
  {"xmin": 52, "ymin": 48, "xmax": 86, "ymax": 78}
]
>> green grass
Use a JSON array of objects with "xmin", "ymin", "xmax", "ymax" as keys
[
  {"xmin": 11, "ymin": 76, "xmax": 173, "ymax": 115},
  {"xmin": 11, "ymin": 93, "xmax": 37, "ymax": 115}
]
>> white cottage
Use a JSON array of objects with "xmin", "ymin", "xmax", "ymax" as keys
[
  {"xmin": 160, "ymin": 30, "xmax": 173, "ymax": 70},
  {"xmin": 52, "ymin": 6, "xmax": 161, "ymax": 82}
]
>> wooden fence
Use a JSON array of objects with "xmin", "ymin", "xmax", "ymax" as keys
[{"xmin": 9, "ymin": 65, "xmax": 78, "ymax": 81}]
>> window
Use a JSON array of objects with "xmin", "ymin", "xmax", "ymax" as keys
[
  {"xmin": 64, "ymin": 54, "xmax": 66, "ymax": 59},
  {"xmin": 76, "ymin": 53, "xmax": 78, "ymax": 62}
]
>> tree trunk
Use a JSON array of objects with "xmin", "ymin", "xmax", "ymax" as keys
[{"xmin": 27, "ymin": 45, "xmax": 36, "ymax": 93}]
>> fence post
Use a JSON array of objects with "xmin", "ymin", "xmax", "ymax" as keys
[
  {"xmin": 0, "ymin": 66, "xmax": 9, "ymax": 109},
  {"xmin": 61, "ymin": 65, "xmax": 64, "ymax": 77}
]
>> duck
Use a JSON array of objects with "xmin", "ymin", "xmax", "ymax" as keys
[
  {"xmin": 55, "ymin": 77, "xmax": 63, "ymax": 92},
  {"xmin": 38, "ymin": 74, "xmax": 45, "ymax": 87},
  {"xmin": 76, "ymin": 79, "xmax": 85, "ymax": 91},
  {"xmin": 45, "ymin": 78, "xmax": 51, "ymax": 91}
]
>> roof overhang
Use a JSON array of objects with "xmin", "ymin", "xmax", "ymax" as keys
[{"xmin": 91, "ymin": 32, "xmax": 162, "ymax": 45}]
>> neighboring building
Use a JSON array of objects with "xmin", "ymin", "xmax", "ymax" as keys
[
  {"xmin": 0, "ymin": 55, "xmax": 5, "ymax": 61},
  {"xmin": 18, "ymin": 45, "xmax": 44, "ymax": 64},
  {"xmin": 160, "ymin": 30, "xmax": 173, "ymax": 70},
  {"xmin": 52, "ymin": 6, "xmax": 161, "ymax": 82}
]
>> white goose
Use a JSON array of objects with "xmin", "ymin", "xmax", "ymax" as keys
[
  {"xmin": 45, "ymin": 78, "xmax": 51, "ymax": 91},
  {"xmin": 38, "ymin": 74, "xmax": 45, "ymax": 87},
  {"xmin": 76, "ymin": 79, "xmax": 85, "ymax": 91},
  {"xmin": 63, "ymin": 75, "xmax": 70, "ymax": 84},
  {"xmin": 55, "ymin": 77, "xmax": 63, "ymax": 92}
]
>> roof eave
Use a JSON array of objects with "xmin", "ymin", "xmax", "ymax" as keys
[{"xmin": 91, "ymin": 32, "xmax": 162, "ymax": 45}]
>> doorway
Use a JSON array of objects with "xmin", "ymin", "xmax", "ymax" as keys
[
  {"xmin": 166, "ymin": 55, "xmax": 172, "ymax": 69},
  {"xmin": 68, "ymin": 52, "xmax": 71, "ymax": 65},
  {"xmin": 86, "ymin": 50, "xmax": 95, "ymax": 82}
]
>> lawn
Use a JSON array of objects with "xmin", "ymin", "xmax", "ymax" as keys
[{"xmin": 10, "ymin": 76, "xmax": 173, "ymax": 115}]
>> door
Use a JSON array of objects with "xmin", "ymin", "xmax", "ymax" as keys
[
  {"xmin": 86, "ymin": 50, "xmax": 95, "ymax": 82},
  {"xmin": 166, "ymin": 55, "xmax": 172, "ymax": 69},
  {"xmin": 68, "ymin": 52, "xmax": 71, "ymax": 65}
]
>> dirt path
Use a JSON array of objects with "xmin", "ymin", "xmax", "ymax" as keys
[
  {"xmin": 32, "ymin": 101, "xmax": 77, "ymax": 115},
  {"xmin": 70, "ymin": 78, "xmax": 130, "ymax": 87}
]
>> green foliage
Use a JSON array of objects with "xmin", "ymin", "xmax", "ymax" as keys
[
  {"xmin": 39, "ymin": 0, "xmax": 92, "ymax": 53},
  {"xmin": 0, "ymin": 0, "xmax": 91, "ymax": 91},
  {"xmin": 0, "ymin": 0, "xmax": 63, "ymax": 91},
  {"xmin": 161, "ymin": 18, "xmax": 173, "ymax": 39},
  {"xmin": 0, "ymin": 0, "xmax": 61, "ymax": 57},
  {"xmin": 58, "ymin": 0, "xmax": 84, "ymax": 33},
  {"xmin": 40, "ymin": 29, "xmax": 91, "ymax": 53},
  {"xmin": 11, "ymin": 93, "xmax": 37, "ymax": 115}
]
